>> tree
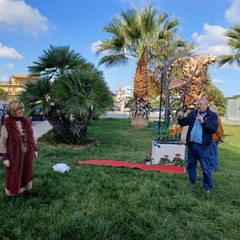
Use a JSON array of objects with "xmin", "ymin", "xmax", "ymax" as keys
[
  {"xmin": 28, "ymin": 45, "xmax": 86, "ymax": 77},
  {"xmin": 218, "ymin": 24, "xmax": 240, "ymax": 67},
  {"xmin": 207, "ymin": 82, "xmax": 226, "ymax": 116},
  {"xmin": 230, "ymin": 94, "xmax": 240, "ymax": 99},
  {"xmin": 0, "ymin": 88, "xmax": 8, "ymax": 100},
  {"xmin": 96, "ymin": 5, "xmax": 184, "ymax": 127},
  {"xmin": 20, "ymin": 45, "xmax": 113, "ymax": 144}
]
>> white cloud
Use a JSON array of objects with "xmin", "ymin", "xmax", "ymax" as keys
[
  {"xmin": 212, "ymin": 78, "xmax": 224, "ymax": 83},
  {"xmin": 0, "ymin": 0, "xmax": 49, "ymax": 37},
  {"xmin": 5, "ymin": 63, "xmax": 15, "ymax": 69},
  {"xmin": 192, "ymin": 24, "xmax": 231, "ymax": 56},
  {"xmin": 91, "ymin": 41, "xmax": 102, "ymax": 53},
  {"xmin": 190, "ymin": 0, "xmax": 240, "ymax": 70},
  {"xmin": 225, "ymin": 0, "xmax": 240, "ymax": 25},
  {"xmin": 0, "ymin": 43, "xmax": 22, "ymax": 59}
]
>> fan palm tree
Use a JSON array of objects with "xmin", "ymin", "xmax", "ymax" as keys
[
  {"xmin": 96, "ymin": 5, "xmax": 184, "ymax": 127},
  {"xmin": 20, "ymin": 76, "xmax": 51, "ymax": 117},
  {"xmin": 21, "ymin": 45, "xmax": 113, "ymax": 144},
  {"xmin": 46, "ymin": 68, "xmax": 112, "ymax": 143},
  {"xmin": 28, "ymin": 45, "xmax": 86, "ymax": 79},
  {"xmin": 218, "ymin": 24, "xmax": 240, "ymax": 67}
]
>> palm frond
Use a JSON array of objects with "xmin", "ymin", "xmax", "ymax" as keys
[
  {"xmin": 52, "ymin": 68, "xmax": 113, "ymax": 117},
  {"xmin": 28, "ymin": 45, "xmax": 86, "ymax": 78},
  {"xmin": 218, "ymin": 24, "xmax": 240, "ymax": 67},
  {"xmin": 218, "ymin": 54, "xmax": 240, "ymax": 67},
  {"xmin": 98, "ymin": 55, "xmax": 129, "ymax": 68},
  {"xmin": 19, "ymin": 77, "xmax": 52, "ymax": 116}
]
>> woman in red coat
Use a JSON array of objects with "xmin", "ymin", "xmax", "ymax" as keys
[{"xmin": 0, "ymin": 100, "xmax": 38, "ymax": 197}]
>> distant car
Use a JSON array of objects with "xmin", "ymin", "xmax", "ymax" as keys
[
  {"xmin": 30, "ymin": 106, "xmax": 46, "ymax": 121},
  {"xmin": 0, "ymin": 102, "xmax": 8, "ymax": 126},
  {"xmin": 149, "ymin": 107, "xmax": 165, "ymax": 119}
]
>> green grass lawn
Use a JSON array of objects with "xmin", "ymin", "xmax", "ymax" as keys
[{"xmin": 0, "ymin": 118, "xmax": 240, "ymax": 240}]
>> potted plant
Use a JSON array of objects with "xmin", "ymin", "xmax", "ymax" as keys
[{"xmin": 172, "ymin": 153, "xmax": 185, "ymax": 167}]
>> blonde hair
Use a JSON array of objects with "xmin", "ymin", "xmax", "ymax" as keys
[{"xmin": 6, "ymin": 100, "xmax": 25, "ymax": 117}]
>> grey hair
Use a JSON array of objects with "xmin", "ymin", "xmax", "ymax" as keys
[{"xmin": 197, "ymin": 98, "xmax": 209, "ymax": 105}]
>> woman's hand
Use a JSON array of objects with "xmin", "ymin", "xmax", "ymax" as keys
[
  {"xmin": 34, "ymin": 151, "xmax": 38, "ymax": 159},
  {"xmin": 3, "ymin": 160, "xmax": 10, "ymax": 167}
]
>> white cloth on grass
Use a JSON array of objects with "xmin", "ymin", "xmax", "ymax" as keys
[{"xmin": 52, "ymin": 163, "xmax": 70, "ymax": 173}]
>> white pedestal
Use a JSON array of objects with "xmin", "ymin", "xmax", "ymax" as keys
[{"xmin": 151, "ymin": 141, "xmax": 186, "ymax": 165}]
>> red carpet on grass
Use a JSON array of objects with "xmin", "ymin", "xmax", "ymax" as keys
[{"xmin": 77, "ymin": 160, "xmax": 186, "ymax": 174}]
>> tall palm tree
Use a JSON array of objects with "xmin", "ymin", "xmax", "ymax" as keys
[
  {"xmin": 218, "ymin": 24, "xmax": 240, "ymax": 67},
  {"xmin": 96, "ymin": 5, "xmax": 183, "ymax": 127}
]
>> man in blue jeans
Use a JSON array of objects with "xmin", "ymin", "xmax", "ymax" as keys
[{"xmin": 177, "ymin": 98, "xmax": 218, "ymax": 192}]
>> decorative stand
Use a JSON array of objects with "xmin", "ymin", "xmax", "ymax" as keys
[
  {"xmin": 149, "ymin": 121, "xmax": 186, "ymax": 166},
  {"xmin": 151, "ymin": 140, "xmax": 185, "ymax": 165}
]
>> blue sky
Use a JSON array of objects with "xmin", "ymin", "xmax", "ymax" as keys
[{"xmin": 0, "ymin": 0, "xmax": 240, "ymax": 97}]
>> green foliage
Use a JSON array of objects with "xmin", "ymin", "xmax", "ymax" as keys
[
  {"xmin": 159, "ymin": 156, "xmax": 171, "ymax": 165},
  {"xmin": 150, "ymin": 97, "xmax": 161, "ymax": 108},
  {"xmin": 20, "ymin": 77, "xmax": 52, "ymax": 117},
  {"xmin": 172, "ymin": 156, "xmax": 185, "ymax": 167},
  {"xmin": 20, "ymin": 45, "xmax": 113, "ymax": 144},
  {"xmin": 52, "ymin": 127, "xmax": 87, "ymax": 144},
  {"xmin": 28, "ymin": 45, "xmax": 86, "ymax": 76},
  {"xmin": 208, "ymin": 82, "xmax": 226, "ymax": 116},
  {"xmin": 0, "ymin": 87, "xmax": 7, "ymax": 98},
  {"xmin": 96, "ymin": 5, "xmax": 186, "ymax": 117},
  {"xmin": 218, "ymin": 24, "xmax": 240, "ymax": 67},
  {"xmin": 52, "ymin": 68, "xmax": 113, "ymax": 118},
  {"xmin": 159, "ymin": 154, "xmax": 185, "ymax": 166},
  {"xmin": 0, "ymin": 120, "xmax": 239, "ymax": 239},
  {"xmin": 0, "ymin": 120, "xmax": 240, "ymax": 239},
  {"xmin": 125, "ymin": 96, "xmax": 134, "ymax": 108},
  {"xmin": 230, "ymin": 94, "xmax": 240, "ymax": 99}
]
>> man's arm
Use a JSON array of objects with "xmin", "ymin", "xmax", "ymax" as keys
[{"xmin": 177, "ymin": 111, "xmax": 191, "ymax": 127}]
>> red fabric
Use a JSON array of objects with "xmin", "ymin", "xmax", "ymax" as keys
[
  {"xmin": 4, "ymin": 116, "xmax": 36, "ymax": 195},
  {"xmin": 77, "ymin": 160, "xmax": 186, "ymax": 174}
]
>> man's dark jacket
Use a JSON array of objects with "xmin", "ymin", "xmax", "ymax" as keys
[{"xmin": 178, "ymin": 108, "xmax": 218, "ymax": 147}]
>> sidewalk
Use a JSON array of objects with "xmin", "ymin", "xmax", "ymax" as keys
[{"xmin": 32, "ymin": 120, "xmax": 52, "ymax": 139}]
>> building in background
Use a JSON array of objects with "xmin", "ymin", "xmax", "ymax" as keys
[
  {"xmin": 0, "ymin": 75, "xmax": 37, "ymax": 102},
  {"xmin": 114, "ymin": 85, "xmax": 133, "ymax": 111},
  {"xmin": 224, "ymin": 98, "xmax": 240, "ymax": 125}
]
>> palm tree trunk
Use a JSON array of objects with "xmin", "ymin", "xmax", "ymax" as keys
[
  {"xmin": 131, "ymin": 58, "xmax": 150, "ymax": 128},
  {"xmin": 47, "ymin": 109, "xmax": 88, "ymax": 144}
]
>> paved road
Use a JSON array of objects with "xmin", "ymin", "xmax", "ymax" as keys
[
  {"xmin": 32, "ymin": 120, "xmax": 52, "ymax": 139},
  {"xmin": 101, "ymin": 111, "xmax": 159, "ymax": 120},
  {"xmin": 101, "ymin": 111, "xmax": 131, "ymax": 119}
]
